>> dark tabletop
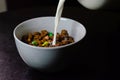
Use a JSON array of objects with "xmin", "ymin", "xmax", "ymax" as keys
[{"xmin": 0, "ymin": 6, "xmax": 120, "ymax": 80}]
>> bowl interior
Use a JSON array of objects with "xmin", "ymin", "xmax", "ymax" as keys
[{"xmin": 14, "ymin": 17, "xmax": 86, "ymax": 44}]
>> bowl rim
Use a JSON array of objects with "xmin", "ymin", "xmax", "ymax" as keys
[{"xmin": 13, "ymin": 16, "xmax": 86, "ymax": 50}]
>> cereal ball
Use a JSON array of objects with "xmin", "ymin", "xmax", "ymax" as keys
[
  {"xmin": 48, "ymin": 32, "xmax": 53, "ymax": 37},
  {"xmin": 42, "ymin": 41, "xmax": 49, "ymax": 47},
  {"xmin": 41, "ymin": 30, "xmax": 48, "ymax": 37},
  {"xmin": 33, "ymin": 35, "xmax": 39, "ymax": 40},
  {"xmin": 31, "ymin": 40, "xmax": 38, "ymax": 46},
  {"xmin": 61, "ymin": 29, "xmax": 69, "ymax": 36},
  {"xmin": 60, "ymin": 30, "xmax": 69, "ymax": 40},
  {"xmin": 43, "ymin": 35, "xmax": 49, "ymax": 40}
]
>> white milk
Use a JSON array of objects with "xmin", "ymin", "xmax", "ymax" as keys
[{"xmin": 52, "ymin": 0, "xmax": 65, "ymax": 45}]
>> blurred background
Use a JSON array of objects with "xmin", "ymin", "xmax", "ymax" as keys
[
  {"xmin": 0, "ymin": 0, "xmax": 120, "ymax": 13},
  {"xmin": 0, "ymin": 0, "xmax": 80, "ymax": 13},
  {"xmin": 0, "ymin": 0, "xmax": 7, "ymax": 12}
]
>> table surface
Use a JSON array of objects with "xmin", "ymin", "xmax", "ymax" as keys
[{"xmin": 0, "ymin": 6, "xmax": 120, "ymax": 80}]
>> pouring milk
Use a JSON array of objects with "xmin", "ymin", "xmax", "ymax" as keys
[{"xmin": 52, "ymin": 0, "xmax": 65, "ymax": 45}]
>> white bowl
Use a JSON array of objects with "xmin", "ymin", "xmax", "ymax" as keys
[{"xmin": 13, "ymin": 16, "xmax": 86, "ymax": 72}]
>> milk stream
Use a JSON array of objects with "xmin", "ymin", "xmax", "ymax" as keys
[{"xmin": 52, "ymin": 0, "xmax": 65, "ymax": 45}]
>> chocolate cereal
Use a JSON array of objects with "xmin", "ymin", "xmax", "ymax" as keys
[{"xmin": 21, "ymin": 29, "xmax": 74, "ymax": 47}]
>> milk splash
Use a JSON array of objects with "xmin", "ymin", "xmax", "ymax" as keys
[{"xmin": 52, "ymin": 0, "xmax": 65, "ymax": 45}]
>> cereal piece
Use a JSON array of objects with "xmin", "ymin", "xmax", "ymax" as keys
[
  {"xmin": 33, "ymin": 35, "xmax": 39, "ymax": 40},
  {"xmin": 61, "ymin": 29, "xmax": 69, "ymax": 36},
  {"xmin": 48, "ymin": 32, "xmax": 53, "ymax": 37},
  {"xmin": 38, "ymin": 44, "xmax": 42, "ymax": 47},
  {"xmin": 61, "ymin": 40, "xmax": 69, "ymax": 45},
  {"xmin": 56, "ymin": 42, "xmax": 62, "ymax": 46},
  {"xmin": 42, "ymin": 41, "xmax": 49, "ymax": 47},
  {"xmin": 36, "ymin": 40, "xmax": 43, "ymax": 47},
  {"xmin": 31, "ymin": 40, "xmax": 38, "ymax": 46},
  {"xmin": 60, "ymin": 29, "xmax": 69, "ymax": 39},
  {"xmin": 41, "ymin": 30, "xmax": 48, "ymax": 37},
  {"xmin": 41, "ymin": 39, "xmax": 46, "ymax": 43},
  {"xmin": 68, "ymin": 36, "xmax": 74, "ymax": 43},
  {"xmin": 43, "ymin": 35, "xmax": 49, "ymax": 40},
  {"xmin": 37, "ymin": 40, "xmax": 43, "ymax": 44}
]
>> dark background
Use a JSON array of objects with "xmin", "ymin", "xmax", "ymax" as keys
[
  {"xmin": 6, "ymin": 0, "xmax": 80, "ymax": 10},
  {"xmin": 6, "ymin": 0, "xmax": 120, "ymax": 12}
]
